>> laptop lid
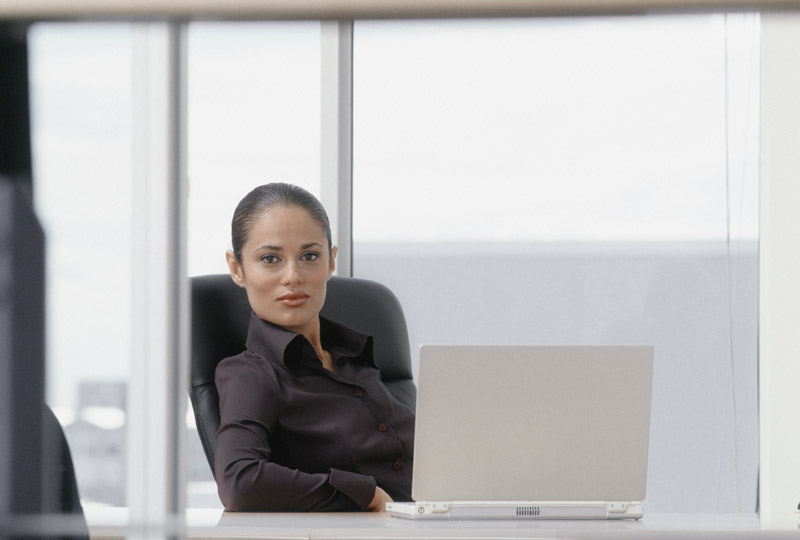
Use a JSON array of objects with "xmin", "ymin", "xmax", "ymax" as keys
[{"xmin": 411, "ymin": 345, "xmax": 654, "ymax": 503}]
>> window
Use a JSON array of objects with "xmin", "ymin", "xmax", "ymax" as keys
[
  {"xmin": 30, "ymin": 22, "xmax": 134, "ymax": 508},
  {"xmin": 353, "ymin": 14, "xmax": 760, "ymax": 512},
  {"xmin": 187, "ymin": 21, "xmax": 322, "ymax": 278}
]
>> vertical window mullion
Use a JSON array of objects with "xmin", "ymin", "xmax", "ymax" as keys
[
  {"xmin": 320, "ymin": 20, "xmax": 354, "ymax": 276},
  {"xmin": 758, "ymin": 11, "xmax": 800, "ymax": 527},
  {"xmin": 129, "ymin": 21, "xmax": 188, "ymax": 539}
]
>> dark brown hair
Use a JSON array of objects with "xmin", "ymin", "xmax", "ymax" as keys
[{"xmin": 231, "ymin": 183, "xmax": 332, "ymax": 262}]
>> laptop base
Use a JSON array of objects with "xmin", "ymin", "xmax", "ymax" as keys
[{"xmin": 386, "ymin": 501, "xmax": 644, "ymax": 520}]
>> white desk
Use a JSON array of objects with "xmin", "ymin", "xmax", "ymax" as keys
[{"xmin": 87, "ymin": 508, "xmax": 800, "ymax": 539}]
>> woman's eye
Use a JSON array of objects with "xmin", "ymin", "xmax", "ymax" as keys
[
  {"xmin": 300, "ymin": 252, "xmax": 320, "ymax": 262},
  {"xmin": 261, "ymin": 254, "xmax": 280, "ymax": 264}
]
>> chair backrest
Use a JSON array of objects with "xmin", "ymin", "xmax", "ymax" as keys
[
  {"xmin": 41, "ymin": 404, "xmax": 90, "ymax": 540},
  {"xmin": 189, "ymin": 274, "xmax": 416, "ymax": 478}
]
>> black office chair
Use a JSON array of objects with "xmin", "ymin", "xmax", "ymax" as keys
[
  {"xmin": 189, "ymin": 274, "xmax": 416, "ymax": 479},
  {"xmin": 41, "ymin": 404, "xmax": 90, "ymax": 540}
]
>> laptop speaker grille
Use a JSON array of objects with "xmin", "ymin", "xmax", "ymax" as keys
[{"xmin": 516, "ymin": 505, "xmax": 541, "ymax": 517}]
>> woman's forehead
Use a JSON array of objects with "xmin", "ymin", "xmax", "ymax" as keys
[{"xmin": 247, "ymin": 205, "xmax": 326, "ymax": 244}]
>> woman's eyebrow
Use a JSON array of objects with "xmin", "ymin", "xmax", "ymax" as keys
[
  {"xmin": 254, "ymin": 242, "xmax": 323, "ymax": 253},
  {"xmin": 254, "ymin": 244, "xmax": 283, "ymax": 252}
]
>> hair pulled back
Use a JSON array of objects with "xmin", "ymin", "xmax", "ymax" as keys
[{"xmin": 231, "ymin": 183, "xmax": 332, "ymax": 262}]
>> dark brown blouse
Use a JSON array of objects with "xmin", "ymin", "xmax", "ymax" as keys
[{"xmin": 214, "ymin": 312, "xmax": 414, "ymax": 511}]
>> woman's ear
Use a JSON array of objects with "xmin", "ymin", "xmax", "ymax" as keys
[
  {"xmin": 226, "ymin": 250, "xmax": 245, "ymax": 287},
  {"xmin": 328, "ymin": 246, "xmax": 338, "ymax": 279}
]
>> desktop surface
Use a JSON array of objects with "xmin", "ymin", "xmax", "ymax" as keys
[{"xmin": 86, "ymin": 508, "xmax": 800, "ymax": 540}]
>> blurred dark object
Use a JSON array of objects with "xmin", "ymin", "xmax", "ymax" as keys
[{"xmin": 0, "ymin": 22, "xmax": 88, "ymax": 539}]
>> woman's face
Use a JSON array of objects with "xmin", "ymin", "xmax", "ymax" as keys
[{"xmin": 227, "ymin": 204, "xmax": 337, "ymax": 337}]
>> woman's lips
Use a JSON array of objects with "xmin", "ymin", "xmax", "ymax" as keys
[{"xmin": 277, "ymin": 292, "xmax": 310, "ymax": 307}]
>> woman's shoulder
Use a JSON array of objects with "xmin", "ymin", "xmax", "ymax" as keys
[
  {"xmin": 214, "ymin": 349, "xmax": 284, "ymax": 422},
  {"xmin": 215, "ymin": 348, "xmax": 283, "ymax": 385}
]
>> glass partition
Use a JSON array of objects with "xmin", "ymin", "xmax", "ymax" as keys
[{"xmin": 28, "ymin": 12, "xmax": 763, "ymax": 532}]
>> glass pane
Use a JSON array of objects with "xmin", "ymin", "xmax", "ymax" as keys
[
  {"xmin": 187, "ymin": 21, "xmax": 321, "ymax": 278},
  {"xmin": 30, "ymin": 22, "xmax": 133, "ymax": 509},
  {"xmin": 353, "ymin": 14, "xmax": 759, "ymax": 513},
  {"xmin": 186, "ymin": 21, "xmax": 322, "ymax": 508}
]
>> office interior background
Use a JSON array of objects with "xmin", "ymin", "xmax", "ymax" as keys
[
  {"xmin": 30, "ymin": 13, "xmax": 759, "ymax": 514},
  {"xmin": 7, "ymin": 4, "xmax": 800, "ymax": 533}
]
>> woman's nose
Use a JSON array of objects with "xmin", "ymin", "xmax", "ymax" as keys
[{"xmin": 283, "ymin": 260, "xmax": 303, "ymax": 285}]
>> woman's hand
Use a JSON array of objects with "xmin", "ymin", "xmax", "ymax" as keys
[{"xmin": 367, "ymin": 486, "xmax": 393, "ymax": 512}]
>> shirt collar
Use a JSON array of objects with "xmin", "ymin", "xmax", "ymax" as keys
[{"xmin": 244, "ymin": 311, "xmax": 375, "ymax": 371}]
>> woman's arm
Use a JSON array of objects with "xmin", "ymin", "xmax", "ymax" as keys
[{"xmin": 215, "ymin": 355, "xmax": 377, "ymax": 511}]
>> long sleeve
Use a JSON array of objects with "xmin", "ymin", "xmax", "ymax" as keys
[{"xmin": 214, "ymin": 354, "xmax": 377, "ymax": 512}]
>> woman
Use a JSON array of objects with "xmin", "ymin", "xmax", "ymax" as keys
[{"xmin": 215, "ymin": 183, "xmax": 414, "ymax": 512}]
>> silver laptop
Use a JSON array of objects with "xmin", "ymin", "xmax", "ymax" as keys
[{"xmin": 387, "ymin": 345, "xmax": 654, "ymax": 520}]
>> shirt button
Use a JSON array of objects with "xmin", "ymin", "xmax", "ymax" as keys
[
  {"xmin": 378, "ymin": 423, "xmax": 388, "ymax": 432},
  {"xmin": 353, "ymin": 389, "xmax": 363, "ymax": 397},
  {"xmin": 393, "ymin": 460, "xmax": 402, "ymax": 471}
]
